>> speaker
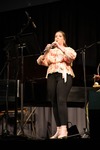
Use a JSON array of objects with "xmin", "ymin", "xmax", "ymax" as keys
[{"xmin": 88, "ymin": 89, "xmax": 100, "ymax": 139}]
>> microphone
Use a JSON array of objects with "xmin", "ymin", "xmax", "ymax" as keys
[
  {"xmin": 43, "ymin": 41, "xmax": 58, "ymax": 52},
  {"xmin": 44, "ymin": 44, "xmax": 52, "ymax": 52},
  {"xmin": 25, "ymin": 11, "xmax": 36, "ymax": 28}
]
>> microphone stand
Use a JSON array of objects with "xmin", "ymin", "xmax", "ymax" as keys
[
  {"xmin": 15, "ymin": 15, "xmax": 31, "ymax": 136},
  {"xmin": 16, "ymin": 11, "xmax": 37, "ymax": 137},
  {"xmin": 76, "ymin": 42, "xmax": 99, "ymax": 138},
  {"xmin": 18, "ymin": 43, "xmax": 26, "ymax": 136},
  {"xmin": 81, "ymin": 47, "xmax": 89, "ymax": 138}
]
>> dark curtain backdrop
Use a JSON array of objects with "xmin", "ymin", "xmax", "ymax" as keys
[{"xmin": 0, "ymin": 0, "xmax": 100, "ymax": 86}]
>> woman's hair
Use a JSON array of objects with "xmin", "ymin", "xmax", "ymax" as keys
[{"xmin": 55, "ymin": 30, "xmax": 68, "ymax": 47}]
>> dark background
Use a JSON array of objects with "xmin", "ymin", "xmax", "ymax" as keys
[{"xmin": 0, "ymin": 0, "xmax": 100, "ymax": 87}]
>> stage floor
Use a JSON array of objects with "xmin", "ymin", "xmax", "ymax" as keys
[{"xmin": 0, "ymin": 135, "xmax": 100, "ymax": 147}]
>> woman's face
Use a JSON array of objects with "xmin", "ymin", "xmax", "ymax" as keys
[{"xmin": 54, "ymin": 32, "xmax": 65, "ymax": 46}]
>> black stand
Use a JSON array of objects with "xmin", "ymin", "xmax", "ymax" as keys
[
  {"xmin": 0, "ymin": 51, "xmax": 10, "ymax": 136},
  {"xmin": 0, "ymin": 11, "xmax": 38, "ymax": 138},
  {"xmin": 18, "ymin": 43, "xmax": 26, "ymax": 135},
  {"xmin": 15, "ymin": 11, "xmax": 37, "ymax": 137},
  {"xmin": 17, "ymin": 107, "xmax": 37, "ymax": 138},
  {"xmin": 76, "ymin": 42, "xmax": 99, "ymax": 138},
  {"xmin": 81, "ymin": 49, "xmax": 89, "ymax": 138}
]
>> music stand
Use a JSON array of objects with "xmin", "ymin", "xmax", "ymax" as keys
[
  {"xmin": 1, "ymin": 11, "xmax": 40, "ymax": 138},
  {"xmin": 0, "ymin": 34, "xmax": 21, "ymax": 136},
  {"xmin": 0, "ymin": 13, "xmax": 30, "ymax": 136}
]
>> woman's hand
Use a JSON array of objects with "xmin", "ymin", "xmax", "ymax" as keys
[{"xmin": 51, "ymin": 41, "xmax": 59, "ymax": 48}]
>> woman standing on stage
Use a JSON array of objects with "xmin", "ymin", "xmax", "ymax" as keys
[{"xmin": 37, "ymin": 30, "xmax": 77, "ymax": 139}]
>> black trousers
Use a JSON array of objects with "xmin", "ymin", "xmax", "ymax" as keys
[{"xmin": 47, "ymin": 72, "xmax": 72, "ymax": 126}]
